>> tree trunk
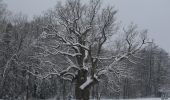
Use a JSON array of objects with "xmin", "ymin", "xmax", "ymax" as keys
[
  {"xmin": 75, "ymin": 84, "xmax": 90, "ymax": 100},
  {"xmin": 75, "ymin": 69, "xmax": 90, "ymax": 100},
  {"xmin": 26, "ymin": 85, "xmax": 29, "ymax": 100},
  {"xmin": 62, "ymin": 80, "xmax": 66, "ymax": 100},
  {"xmin": 0, "ymin": 79, "xmax": 5, "ymax": 98}
]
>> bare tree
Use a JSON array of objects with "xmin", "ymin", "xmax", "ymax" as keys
[{"xmin": 27, "ymin": 0, "xmax": 149, "ymax": 99}]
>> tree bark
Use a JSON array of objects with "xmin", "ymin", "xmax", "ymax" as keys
[
  {"xmin": 0, "ymin": 79, "xmax": 5, "ymax": 98},
  {"xmin": 75, "ymin": 69, "xmax": 90, "ymax": 100},
  {"xmin": 75, "ymin": 84, "xmax": 90, "ymax": 100}
]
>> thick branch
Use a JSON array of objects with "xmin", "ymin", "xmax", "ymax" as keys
[{"xmin": 80, "ymin": 76, "xmax": 93, "ymax": 90}]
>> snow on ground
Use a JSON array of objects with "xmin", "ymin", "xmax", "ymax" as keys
[
  {"xmin": 113, "ymin": 98, "xmax": 165, "ymax": 100},
  {"xmin": 46, "ymin": 98, "xmax": 170, "ymax": 100},
  {"xmin": 93, "ymin": 99, "xmax": 169, "ymax": 100}
]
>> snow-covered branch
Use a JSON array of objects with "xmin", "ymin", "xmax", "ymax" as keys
[
  {"xmin": 2, "ymin": 54, "xmax": 17, "ymax": 78},
  {"xmin": 34, "ymin": 45, "xmax": 82, "ymax": 57},
  {"xmin": 92, "ymin": 56, "xmax": 116, "ymax": 60},
  {"xmin": 25, "ymin": 65, "xmax": 77, "ymax": 81},
  {"xmin": 60, "ymin": 66, "xmax": 79, "ymax": 76},
  {"xmin": 62, "ymin": 42, "xmax": 89, "ymax": 51},
  {"xmin": 66, "ymin": 56, "xmax": 79, "ymax": 69},
  {"xmin": 80, "ymin": 76, "xmax": 93, "ymax": 90}
]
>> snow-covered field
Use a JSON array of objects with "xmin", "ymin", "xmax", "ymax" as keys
[
  {"xmin": 46, "ymin": 98, "xmax": 170, "ymax": 100},
  {"xmin": 112, "ymin": 98, "xmax": 167, "ymax": 100},
  {"xmin": 111, "ymin": 98, "xmax": 167, "ymax": 100},
  {"xmin": 92, "ymin": 99, "xmax": 169, "ymax": 100}
]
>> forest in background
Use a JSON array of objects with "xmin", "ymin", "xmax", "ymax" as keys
[{"xmin": 0, "ymin": 0, "xmax": 170, "ymax": 100}]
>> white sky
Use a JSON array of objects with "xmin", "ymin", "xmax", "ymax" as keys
[{"xmin": 4, "ymin": 0, "xmax": 170, "ymax": 53}]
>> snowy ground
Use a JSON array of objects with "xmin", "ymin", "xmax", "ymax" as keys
[
  {"xmin": 113, "ymin": 99, "xmax": 168, "ymax": 100},
  {"xmin": 117, "ymin": 98, "xmax": 170, "ymax": 100},
  {"xmin": 46, "ymin": 98, "xmax": 170, "ymax": 100}
]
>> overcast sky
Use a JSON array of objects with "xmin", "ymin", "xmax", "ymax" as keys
[{"xmin": 4, "ymin": 0, "xmax": 170, "ymax": 53}]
